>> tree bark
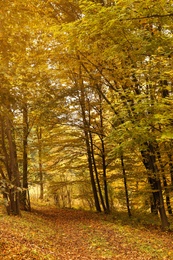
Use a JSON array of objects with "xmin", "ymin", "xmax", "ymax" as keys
[
  {"xmin": 5, "ymin": 117, "xmax": 21, "ymax": 216},
  {"xmin": 156, "ymin": 149, "xmax": 172, "ymax": 215},
  {"xmin": 78, "ymin": 66, "xmax": 101, "ymax": 212},
  {"xmin": 99, "ymin": 93, "xmax": 110, "ymax": 213},
  {"xmin": 89, "ymin": 130, "xmax": 107, "ymax": 212},
  {"xmin": 36, "ymin": 127, "xmax": 44, "ymax": 200},
  {"xmin": 21, "ymin": 103, "xmax": 31, "ymax": 211},
  {"xmin": 141, "ymin": 142, "xmax": 169, "ymax": 230},
  {"xmin": 121, "ymin": 155, "xmax": 132, "ymax": 217}
]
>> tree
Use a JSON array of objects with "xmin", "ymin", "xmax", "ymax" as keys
[
  {"xmin": 20, "ymin": 102, "xmax": 31, "ymax": 211},
  {"xmin": 0, "ymin": 0, "xmax": 58, "ymax": 213},
  {"xmin": 1, "ymin": 0, "xmax": 173, "ymax": 231},
  {"xmin": 55, "ymin": 0, "xmax": 173, "ymax": 229}
]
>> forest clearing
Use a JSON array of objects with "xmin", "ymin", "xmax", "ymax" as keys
[{"xmin": 1, "ymin": 203, "xmax": 173, "ymax": 260}]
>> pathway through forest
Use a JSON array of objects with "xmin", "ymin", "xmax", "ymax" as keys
[{"xmin": 0, "ymin": 204, "xmax": 173, "ymax": 259}]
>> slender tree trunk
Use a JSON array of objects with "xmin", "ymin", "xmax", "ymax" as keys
[
  {"xmin": 102, "ymin": 140, "xmax": 110, "ymax": 213},
  {"xmin": 78, "ymin": 66, "xmax": 101, "ymax": 212},
  {"xmin": 21, "ymin": 103, "xmax": 31, "ymax": 211},
  {"xmin": 84, "ymin": 131, "xmax": 101, "ymax": 212},
  {"xmin": 39, "ymin": 149, "xmax": 44, "ymax": 200},
  {"xmin": 89, "ymin": 131, "xmax": 107, "ymax": 212},
  {"xmin": 99, "ymin": 92, "xmax": 110, "ymax": 213},
  {"xmin": 36, "ymin": 127, "xmax": 44, "ymax": 200},
  {"xmin": 121, "ymin": 155, "xmax": 132, "ymax": 217},
  {"xmin": 86, "ymin": 96, "xmax": 107, "ymax": 212}
]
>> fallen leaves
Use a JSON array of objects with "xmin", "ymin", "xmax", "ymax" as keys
[{"xmin": 0, "ymin": 204, "xmax": 173, "ymax": 259}]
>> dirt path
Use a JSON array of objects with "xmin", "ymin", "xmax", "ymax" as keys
[
  {"xmin": 32, "ymin": 207, "xmax": 146, "ymax": 260},
  {"xmin": 0, "ymin": 205, "xmax": 173, "ymax": 259}
]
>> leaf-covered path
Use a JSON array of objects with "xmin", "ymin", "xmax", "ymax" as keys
[{"xmin": 0, "ymin": 204, "xmax": 173, "ymax": 259}]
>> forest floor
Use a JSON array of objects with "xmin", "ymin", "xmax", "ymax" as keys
[{"xmin": 0, "ymin": 203, "xmax": 173, "ymax": 259}]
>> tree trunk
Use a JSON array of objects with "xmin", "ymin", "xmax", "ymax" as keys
[
  {"xmin": 5, "ymin": 117, "xmax": 21, "ymax": 216},
  {"xmin": 168, "ymin": 153, "xmax": 173, "ymax": 189},
  {"xmin": 155, "ymin": 144, "xmax": 172, "ymax": 215},
  {"xmin": 21, "ymin": 103, "xmax": 31, "ymax": 211},
  {"xmin": 87, "ymin": 98, "xmax": 107, "ymax": 212},
  {"xmin": 36, "ymin": 127, "xmax": 44, "ymax": 200},
  {"xmin": 89, "ymin": 130, "xmax": 107, "ymax": 212},
  {"xmin": 121, "ymin": 155, "xmax": 132, "ymax": 217},
  {"xmin": 100, "ymin": 135, "xmax": 110, "ymax": 213},
  {"xmin": 141, "ymin": 142, "xmax": 169, "ymax": 230},
  {"xmin": 78, "ymin": 66, "xmax": 101, "ymax": 212},
  {"xmin": 85, "ymin": 132, "xmax": 101, "ymax": 212},
  {"xmin": 99, "ymin": 93, "xmax": 110, "ymax": 213}
]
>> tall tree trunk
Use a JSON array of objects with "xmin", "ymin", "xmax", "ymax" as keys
[
  {"xmin": 89, "ymin": 130, "xmax": 107, "ymax": 212},
  {"xmin": 162, "ymin": 175, "xmax": 172, "ymax": 215},
  {"xmin": 21, "ymin": 103, "xmax": 31, "ymax": 211},
  {"xmin": 99, "ymin": 92, "xmax": 110, "ymax": 213},
  {"xmin": 36, "ymin": 127, "xmax": 44, "ymax": 200},
  {"xmin": 78, "ymin": 66, "xmax": 101, "ymax": 212},
  {"xmin": 101, "ymin": 138, "xmax": 110, "ymax": 213},
  {"xmin": 84, "ymin": 130, "xmax": 101, "ymax": 212},
  {"xmin": 6, "ymin": 117, "xmax": 21, "ymax": 216},
  {"xmin": 141, "ymin": 142, "xmax": 169, "ymax": 230},
  {"xmin": 87, "ymin": 97, "xmax": 107, "ymax": 212},
  {"xmin": 168, "ymin": 153, "xmax": 173, "ymax": 189},
  {"xmin": 121, "ymin": 155, "xmax": 132, "ymax": 217},
  {"xmin": 0, "ymin": 167, "xmax": 10, "ymax": 214},
  {"xmin": 156, "ymin": 149, "xmax": 172, "ymax": 215}
]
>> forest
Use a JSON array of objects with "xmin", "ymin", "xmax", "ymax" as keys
[{"xmin": 1, "ymin": 0, "xmax": 173, "ymax": 239}]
